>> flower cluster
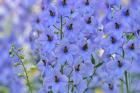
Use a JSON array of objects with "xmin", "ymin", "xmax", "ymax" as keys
[{"xmin": 31, "ymin": 0, "xmax": 140, "ymax": 93}]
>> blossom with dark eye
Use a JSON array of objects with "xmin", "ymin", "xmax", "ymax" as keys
[
  {"xmin": 55, "ymin": 39, "xmax": 78, "ymax": 65},
  {"xmin": 104, "ymin": 16, "xmax": 131, "ymax": 38},
  {"xmin": 67, "ymin": 23, "xmax": 73, "ymax": 30},
  {"xmin": 108, "ymin": 83, "xmax": 113, "ymax": 90},
  {"xmin": 36, "ymin": 27, "xmax": 57, "ymax": 53},
  {"xmin": 40, "ymin": 5, "xmax": 58, "ymax": 27},
  {"xmin": 115, "ymin": 22, "xmax": 120, "ymax": 29},
  {"xmin": 124, "ymin": 9, "xmax": 130, "ymax": 16},
  {"xmin": 44, "ymin": 69, "xmax": 68, "ymax": 93},
  {"xmin": 86, "ymin": 17, "xmax": 92, "ymax": 24},
  {"xmin": 111, "ymin": 36, "xmax": 117, "ymax": 44},
  {"xmin": 117, "ymin": 60, "xmax": 123, "ymax": 68},
  {"xmin": 62, "ymin": 0, "xmax": 67, "ymax": 6},
  {"xmin": 56, "ymin": 0, "xmax": 75, "ymax": 16},
  {"xmin": 129, "ymin": 43, "xmax": 135, "ymax": 50},
  {"xmin": 47, "ymin": 34, "xmax": 53, "ymax": 42},
  {"xmin": 63, "ymin": 46, "xmax": 68, "ymax": 53},
  {"xmin": 76, "ymin": 38, "xmax": 94, "ymax": 62},
  {"xmin": 123, "ymin": 39, "xmax": 140, "ymax": 63},
  {"xmin": 63, "ymin": 18, "xmax": 80, "ymax": 43},
  {"xmin": 76, "ymin": 0, "xmax": 95, "ymax": 15},
  {"xmin": 49, "ymin": 10, "xmax": 55, "ymax": 17},
  {"xmin": 36, "ymin": 18, "xmax": 40, "ymax": 24}
]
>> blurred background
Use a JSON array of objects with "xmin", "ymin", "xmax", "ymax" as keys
[{"xmin": 0, "ymin": 0, "xmax": 43, "ymax": 93}]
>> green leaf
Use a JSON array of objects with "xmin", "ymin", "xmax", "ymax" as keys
[
  {"xmin": 122, "ymin": 48, "xmax": 125, "ymax": 58},
  {"xmin": 9, "ymin": 44, "xmax": 15, "ymax": 58},
  {"xmin": 8, "ymin": 49, "xmax": 12, "ymax": 55},
  {"xmin": 13, "ymin": 62, "xmax": 21, "ymax": 67},
  {"xmin": 94, "ymin": 62, "xmax": 103, "ymax": 68},
  {"xmin": 126, "ymin": 33, "xmax": 135, "ymax": 41},
  {"xmin": 11, "ymin": 44, "xmax": 15, "ymax": 49},
  {"xmin": 0, "ymin": 86, "xmax": 9, "ymax": 93},
  {"xmin": 18, "ymin": 48, "xmax": 23, "ymax": 51},
  {"xmin": 17, "ymin": 73, "xmax": 25, "ymax": 77},
  {"xmin": 54, "ymin": 31, "xmax": 59, "ymax": 34},
  {"xmin": 19, "ymin": 54, "xmax": 24, "ymax": 59},
  {"xmin": 48, "ymin": 90, "xmax": 53, "ymax": 93},
  {"xmin": 91, "ymin": 54, "xmax": 95, "ymax": 64}
]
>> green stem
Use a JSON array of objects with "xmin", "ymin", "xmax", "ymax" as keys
[
  {"xmin": 83, "ymin": 68, "xmax": 97, "ymax": 93},
  {"xmin": 15, "ymin": 52, "xmax": 32, "ymax": 93},
  {"xmin": 68, "ymin": 70, "xmax": 73, "ymax": 93},
  {"xmin": 125, "ymin": 71, "xmax": 129, "ymax": 93},
  {"xmin": 53, "ymin": 25, "xmax": 61, "ymax": 31},
  {"xmin": 120, "ymin": 79, "xmax": 124, "ymax": 93},
  {"xmin": 87, "ymin": 68, "xmax": 96, "ymax": 86},
  {"xmin": 60, "ymin": 15, "xmax": 63, "ymax": 39}
]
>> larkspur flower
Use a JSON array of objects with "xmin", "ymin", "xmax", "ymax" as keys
[
  {"xmin": 56, "ymin": 0, "xmax": 75, "ymax": 17},
  {"xmin": 76, "ymin": 38, "xmax": 94, "ymax": 62},
  {"xmin": 44, "ymin": 69, "xmax": 68, "ymax": 93},
  {"xmin": 55, "ymin": 39, "xmax": 78, "ymax": 65}
]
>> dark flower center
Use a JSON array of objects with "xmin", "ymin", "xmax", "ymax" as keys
[
  {"xmin": 62, "ymin": 0, "xmax": 66, "ymax": 6},
  {"xmin": 108, "ymin": 83, "xmax": 114, "ymax": 90},
  {"xmin": 42, "ymin": 60, "xmax": 47, "ymax": 66},
  {"xmin": 75, "ymin": 64, "xmax": 80, "ymax": 71},
  {"xmin": 49, "ymin": 10, "xmax": 55, "ymax": 17},
  {"xmin": 82, "ymin": 43, "xmax": 88, "ymax": 51},
  {"xmin": 129, "ymin": 43, "xmax": 135, "ymax": 50},
  {"xmin": 115, "ymin": 22, "xmax": 120, "ymax": 29},
  {"xmin": 54, "ymin": 76, "xmax": 59, "ymax": 83},
  {"xmin": 64, "ymin": 46, "xmax": 68, "ymax": 53},
  {"xmin": 111, "ymin": 36, "xmax": 116, "ymax": 44},
  {"xmin": 137, "ymin": 29, "xmax": 140, "ymax": 35},
  {"xmin": 41, "ymin": 6, "xmax": 45, "ymax": 10},
  {"xmin": 85, "ymin": 0, "xmax": 89, "ymax": 5},
  {"xmin": 86, "ymin": 17, "xmax": 91, "ymax": 24},
  {"xmin": 117, "ymin": 60, "xmax": 123, "ymax": 68},
  {"xmin": 70, "ymin": 10, "xmax": 74, "ymax": 14},
  {"xmin": 47, "ymin": 35, "xmax": 53, "ymax": 41},
  {"xmin": 67, "ymin": 23, "xmax": 73, "ymax": 30},
  {"xmin": 36, "ymin": 18, "xmax": 40, "ymax": 23},
  {"xmin": 125, "ymin": 9, "xmax": 129, "ymax": 16}
]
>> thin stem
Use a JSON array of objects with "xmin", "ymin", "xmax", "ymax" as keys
[
  {"xmin": 87, "ymin": 68, "xmax": 96, "ymax": 86},
  {"xmin": 68, "ymin": 69, "xmax": 73, "ymax": 93},
  {"xmin": 60, "ymin": 15, "xmax": 63, "ymax": 39},
  {"xmin": 83, "ymin": 68, "xmax": 97, "ymax": 93},
  {"xmin": 53, "ymin": 25, "xmax": 61, "ymax": 31},
  {"xmin": 120, "ymin": 79, "xmax": 124, "ymax": 93},
  {"xmin": 125, "ymin": 71, "xmax": 129, "ymax": 93},
  {"xmin": 15, "ymin": 52, "xmax": 32, "ymax": 93}
]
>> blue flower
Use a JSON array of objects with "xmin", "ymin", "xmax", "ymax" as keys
[
  {"xmin": 44, "ymin": 69, "xmax": 68, "ymax": 93},
  {"xmin": 55, "ymin": 39, "xmax": 78, "ymax": 65},
  {"xmin": 76, "ymin": 38, "xmax": 94, "ymax": 62}
]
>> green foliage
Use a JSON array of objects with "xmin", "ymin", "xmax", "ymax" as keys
[
  {"xmin": 124, "ymin": 71, "xmax": 129, "ymax": 93},
  {"xmin": 9, "ymin": 44, "xmax": 15, "ymax": 58},
  {"xmin": 94, "ymin": 62, "xmax": 103, "ymax": 68},
  {"xmin": 17, "ymin": 73, "xmax": 25, "ymax": 77},
  {"xmin": 18, "ymin": 48, "xmax": 23, "ymax": 51},
  {"xmin": 91, "ymin": 54, "xmax": 95, "ymax": 65},
  {"xmin": 19, "ymin": 54, "xmax": 24, "ymax": 59},
  {"xmin": 9, "ymin": 44, "xmax": 32, "ymax": 93},
  {"xmin": 0, "ymin": 86, "xmax": 9, "ymax": 93},
  {"xmin": 126, "ymin": 33, "xmax": 135, "ymax": 41}
]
